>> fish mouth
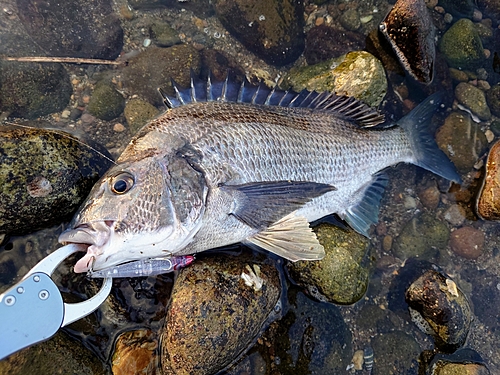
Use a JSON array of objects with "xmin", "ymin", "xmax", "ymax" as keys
[{"xmin": 59, "ymin": 221, "xmax": 114, "ymax": 273}]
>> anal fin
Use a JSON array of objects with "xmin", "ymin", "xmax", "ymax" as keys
[
  {"xmin": 343, "ymin": 173, "xmax": 389, "ymax": 237},
  {"xmin": 245, "ymin": 213, "xmax": 325, "ymax": 262}
]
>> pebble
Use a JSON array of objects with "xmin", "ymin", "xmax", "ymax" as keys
[
  {"xmin": 444, "ymin": 204, "xmax": 466, "ymax": 226},
  {"xmin": 113, "ymin": 123, "xmax": 126, "ymax": 132},
  {"xmin": 485, "ymin": 129, "xmax": 494, "ymax": 143},
  {"xmin": 352, "ymin": 349, "xmax": 365, "ymax": 370},
  {"xmin": 383, "ymin": 235, "xmax": 393, "ymax": 252},
  {"xmin": 455, "ymin": 82, "xmax": 491, "ymax": 121},
  {"xmin": 418, "ymin": 185, "xmax": 441, "ymax": 210},
  {"xmin": 449, "ymin": 226, "xmax": 485, "ymax": 259}
]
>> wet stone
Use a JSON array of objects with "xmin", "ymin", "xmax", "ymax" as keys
[
  {"xmin": 339, "ymin": 9, "xmax": 361, "ymax": 31},
  {"xmin": 486, "ymin": 84, "xmax": 500, "ymax": 118},
  {"xmin": 428, "ymin": 348, "xmax": 491, "ymax": 375},
  {"xmin": 150, "ymin": 22, "xmax": 181, "ymax": 47},
  {"xmin": 439, "ymin": 18, "xmax": 485, "ymax": 70},
  {"xmin": 405, "ymin": 269, "xmax": 473, "ymax": 352},
  {"xmin": 212, "ymin": 0, "xmax": 305, "ymax": 66},
  {"xmin": 16, "ymin": 0, "xmax": 123, "ymax": 59},
  {"xmin": 449, "ymin": 226, "xmax": 485, "ymax": 259},
  {"xmin": 444, "ymin": 204, "xmax": 467, "ymax": 226},
  {"xmin": 0, "ymin": 61, "xmax": 71, "ymax": 119},
  {"xmin": 122, "ymin": 45, "xmax": 201, "ymax": 106},
  {"xmin": 287, "ymin": 224, "xmax": 370, "ymax": 305},
  {"xmin": 370, "ymin": 331, "xmax": 420, "ymax": 375},
  {"xmin": 112, "ymin": 329, "xmax": 157, "ymax": 375},
  {"xmin": 477, "ymin": 140, "xmax": 500, "ymax": 220},
  {"xmin": 438, "ymin": 0, "xmax": 476, "ymax": 18},
  {"xmin": 476, "ymin": 0, "xmax": 500, "ymax": 25},
  {"xmin": 160, "ymin": 253, "xmax": 282, "ymax": 375},
  {"xmin": 0, "ymin": 126, "xmax": 112, "ymax": 235},
  {"xmin": 283, "ymin": 51, "xmax": 387, "ymax": 107},
  {"xmin": 87, "ymin": 82, "xmax": 125, "ymax": 121},
  {"xmin": 455, "ymin": 82, "xmax": 491, "ymax": 121},
  {"xmin": 124, "ymin": 99, "xmax": 160, "ymax": 135},
  {"xmin": 380, "ymin": 0, "xmax": 436, "ymax": 84},
  {"xmin": 393, "ymin": 213, "xmax": 449, "ymax": 260},
  {"xmin": 436, "ymin": 111, "xmax": 488, "ymax": 174}
]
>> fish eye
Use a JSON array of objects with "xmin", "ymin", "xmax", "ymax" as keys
[{"xmin": 110, "ymin": 173, "xmax": 134, "ymax": 195}]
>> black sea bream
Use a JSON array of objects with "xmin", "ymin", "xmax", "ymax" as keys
[{"xmin": 59, "ymin": 75, "xmax": 461, "ymax": 273}]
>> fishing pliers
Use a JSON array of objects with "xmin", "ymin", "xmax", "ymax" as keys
[{"xmin": 0, "ymin": 244, "xmax": 112, "ymax": 360}]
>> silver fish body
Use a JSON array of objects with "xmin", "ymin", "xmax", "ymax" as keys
[{"xmin": 59, "ymin": 77, "xmax": 460, "ymax": 273}]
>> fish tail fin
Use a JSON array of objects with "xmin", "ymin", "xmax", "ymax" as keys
[{"xmin": 399, "ymin": 93, "xmax": 462, "ymax": 184}]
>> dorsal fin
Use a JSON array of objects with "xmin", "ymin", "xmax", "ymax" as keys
[{"xmin": 159, "ymin": 72, "xmax": 385, "ymax": 127}]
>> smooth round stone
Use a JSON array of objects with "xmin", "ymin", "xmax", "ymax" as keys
[
  {"xmin": 124, "ymin": 99, "xmax": 160, "ymax": 135},
  {"xmin": 405, "ymin": 269, "xmax": 473, "ymax": 352},
  {"xmin": 477, "ymin": 140, "xmax": 500, "ymax": 220},
  {"xmin": 455, "ymin": 82, "xmax": 491, "ymax": 121},
  {"xmin": 449, "ymin": 226, "xmax": 485, "ymax": 259},
  {"xmin": 160, "ymin": 253, "xmax": 282, "ymax": 375},
  {"xmin": 87, "ymin": 82, "xmax": 125, "ymax": 121}
]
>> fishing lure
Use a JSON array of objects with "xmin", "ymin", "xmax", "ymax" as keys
[{"xmin": 88, "ymin": 256, "xmax": 194, "ymax": 278}]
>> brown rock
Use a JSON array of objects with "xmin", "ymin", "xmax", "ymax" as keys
[
  {"xmin": 449, "ymin": 226, "xmax": 485, "ymax": 259},
  {"xmin": 112, "ymin": 329, "xmax": 157, "ymax": 375},
  {"xmin": 418, "ymin": 185, "xmax": 441, "ymax": 210},
  {"xmin": 477, "ymin": 140, "xmax": 500, "ymax": 220}
]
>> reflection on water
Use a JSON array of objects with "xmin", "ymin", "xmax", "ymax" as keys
[{"xmin": 1, "ymin": 0, "xmax": 500, "ymax": 374}]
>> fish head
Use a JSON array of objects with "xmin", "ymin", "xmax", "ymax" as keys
[{"xmin": 59, "ymin": 154, "xmax": 207, "ymax": 273}]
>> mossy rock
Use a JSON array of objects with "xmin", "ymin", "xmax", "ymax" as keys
[
  {"xmin": 124, "ymin": 98, "xmax": 160, "ymax": 134},
  {"xmin": 87, "ymin": 82, "xmax": 125, "ymax": 121}
]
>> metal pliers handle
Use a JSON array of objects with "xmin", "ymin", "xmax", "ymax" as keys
[{"xmin": 0, "ymin": 244, "xmax": 112, "ymax": 360}]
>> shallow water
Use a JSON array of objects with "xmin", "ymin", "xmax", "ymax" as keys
[{"xmin": 1, "ymin": 0, "xmax": 500, "ymax": 374}]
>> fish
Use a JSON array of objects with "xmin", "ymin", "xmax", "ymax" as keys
[{"xmin": 59, "ymin": 73, "xmax": 461, "ymax": 273}]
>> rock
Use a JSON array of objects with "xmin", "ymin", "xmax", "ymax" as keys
[
  {"xmin": 87, "ymin": 83, "xmax": 125, "ymax": 121},
  {"xmin": 212, "ymin": 0, "xmax": 304, "ymax": 66},
  {"xmin": 122, "ymin": 45, "xmax": 201, "ymax": 106},
  {"xmin": 405, "ymin": 269, "xmax": 473, "ymax": 352},
  {"xmin": 491, "ymin": 120, "xmax": 500, "ymax": 136},
  {"xmin": 124, "ymin": 99, "xmax": 160, "ymax": 135},
  {"xmin": 150, "ymin": 22, "xmax": 181, "ymax": 47},
  {"xmin": 428, "ymin": 348, "xmax": 491, "ymax": 375},
  {"xmin": 304, "ymin": 25, "xmax": 365, "ymax": 65},
  {"xmin": 486, "ymin": 84, "xmax": 500, "ymax": 117},
  {"xmin": 393, "ymin": 213, "xmax": 449, "ymax": 260},
  {"xmin": 418, "ymin": 184, "xmax": 441, "ymax": 210},
  {"xmin": 160, "ymin": 253, "xmax": 282, "ymax": 375},
  {"xmin": 443, "ymin": 204, "xmax": 466, "ymax": 226},
  {"xmin": 16, "ymin": 0, "xmax": 123, "ymax": 59},
  {"xmin": 370, "ymin": 331, "xmax": 421, "ymax": 375},
  {"xmin": 437, "ymin": 0, "xmax": 476, "ymax": 18},
  {"xmin": 449, "ymin": 226, "xmax": 485, "ymax": 259},
  {"xmin": 477, "ymin": 140, "xmax": 500, "ymax": 220},
  {"xmin": 200, "ymin": 49, "xmax": 245, "ymax": 82},
  {"xmin": 435, "ymin": 111, "xmax": 488, "ymax": 174},
  {"xmin": 439, "ymin": 18, "xmax": 485, "ymax": 70},
  {"xmin": 380, "ymin": 0, "xmax": 436, "ymax": 84},
  {"xmin": 455, "ymin": 82, "xmax": 491, "ymax": 121},
  {"xmin": 0, "ymin": 125, "xmax": 112, "ymax": 235},
  {"xmin": 0, "ymin": 330, "xmax": 106, "ymax": 374},
  {"xmin": 449, "ymin": 68, "xmax": 470, "ymax": 82},
  {"xmin": 112, "ymin": 329, "xmax": 157, "ymax": 375},
  {"xmin": 283, "ymin": 51, "xmax": 387, "ymax": 107},
  {"xmin": 339, "ymin": 9, "xmax": 361, "ymax": 31},
  {"xmin": 287, "ymin": 224, "xmax": 370, "ymax": 305},
  {"xmin": 476, "ymin": 0, "xmax": 500, "ymax": 25},
  {"xmin": 0, "ymin": 61, "xmax": 71, "ymax": 119}
]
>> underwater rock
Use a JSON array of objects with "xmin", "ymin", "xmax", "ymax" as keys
[
  {"xmin": 287, "ymin": 224, "xmax": 370, "ymax": 305},
  {"xmin": 455, "ymin": 82, "xmax": 491, "ymax": 121},
  {"xmin": 150, "ymin": 21, "xmax": 181, "ymax": 47},
  {"xmin": 283, "ymin": 51, "xmax": 387, "ymax": 107},
  {"xmin": 477, "ymin": 140, "xmax": 500, "ymax": 220},
  {"xmin": 0, "ymin": 330, "xmax": 106, "ymax": 374},
  {"xmin": 0, "ymin": 126, "xmax": 113, "ymax": 235},
  {"xmin": 124, "ymin": 99, "xmax": 160, "ymax": 135},
  {"xmin": 160, "ymin": 253, "xmax": 282, "ymax": 375},
  {"xmin": 392, "ymin": 213, "xmax": 449, "ymax": 260},
  {"xmin": 379, "ymin": 0, "xmax": 436, "ymax": 84},
  {"xmin": 304, "ymin": 25, "xmax": 365, "ymax": 65},
  {"xmin": 122, "ymin": 45, "xmax": 201, "ymax": 106},
  {"xmin": 16, "ymin": 0, "xmax": 123, "ymax": 59},
  {"xmin": 438, "ymin": 0, "xmax": 476, "ymax": 18},
  {"xmin": 476, "ymin": 0, "xmax": 500, "ymax": 25},
  {"xmin": 427, "ymin": 348, "xmax": 491, "ymax": 375},
  {"xmin": 486, "ymin": 84, "xmax": 500, "ymax": 117},
  {"xmin": 405, "ymin": 269, "xmax": 473, "ymax": 352},
  {"xmin": 449, "ymin": 226, "xmax": 485, "ymax": 259},
  {"xmin": 0, "ymin": 61, "xmax": 71, "ymax": 119},
  {"xmin": 112, "ymin": 329, "xmax": 157, "ymax": 375},
  {"xmin": 370, "ymin": 331, "xmax": 420, "ymax": 375},
  {"xmin": 436, "ymin": 111, "xmax": 488, "ymax": 174},
  {"xmin": 339, "ymin": 9, "xmax": 361, "ymax": 31},
  {"xmin": 87, "ymin": 82, "xmax": 125, "ymax": 121},
  {"xmin": 212, "ymin": 0, "xmax": 304, "ymax": 66},
  {"xmin": 439, "ymin": 18, "xmax": 485, "ymax": 70}
]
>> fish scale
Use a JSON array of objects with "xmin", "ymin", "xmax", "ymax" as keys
[{"xmin": 59, "ymin": 75, "xmax": 461, "ymax": 274}]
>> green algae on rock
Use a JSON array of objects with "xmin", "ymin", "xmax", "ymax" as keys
[
  {"xmin": 87, "ymin": 82, "xmax": 125, "ymax": 121},
  {"xmin": 160, "ymin": 253, "xmax": 282, "ymax": 375},
  {"xmin": 282, "ymin": 51, "xmax": 387, "ymax": 107},
  {"xmin": 124, "ymin": 98, "xmax": 160, "ymax": 135},
  {"xmin": 439, "ymin": 18, "xmax": 485, "ymax": 70},
  {"xmin": 287, "ymin": 224, "xmax": 370, "ymax": 305},
  {"xmin": 393, "ymin": 213, "xmax": 449, "ymax": 260},
  {"xmin": 0, "ymin": 126, "xmax": 112, "ymax": 235}
]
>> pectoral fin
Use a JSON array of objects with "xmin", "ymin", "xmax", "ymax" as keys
[
  {"xmin": 245, "ymin": 213, "xmax": 325, "ymax": 261},
  {"xmin": 220, "ymin": 180, "xmax": 336, "ymax": 230}
]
